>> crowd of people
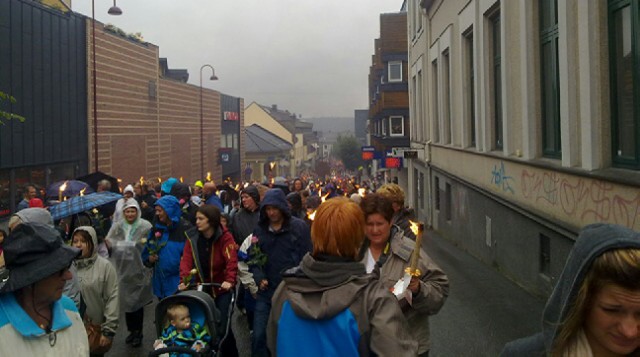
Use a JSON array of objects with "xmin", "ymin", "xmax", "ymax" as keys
[{"xmin": 0, "ymin": 175, "xmax": 639, "ymax": 356}]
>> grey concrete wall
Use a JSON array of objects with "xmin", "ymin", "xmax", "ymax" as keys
[{"xmin": 431, "ymin": 168, "xmax": 575, "ymax": 298}]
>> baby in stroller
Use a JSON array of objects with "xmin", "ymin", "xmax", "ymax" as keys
[
  {"xmin": 149, "ymin": 290, "xmax": 222, "ymax": 357},
  {"xmin": 154, "ymin": 303, "xmax": 210, "ymax": 353}
]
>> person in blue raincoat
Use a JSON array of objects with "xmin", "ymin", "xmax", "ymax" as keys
[{"xmin": 142, "ymin": 195, "xmax": 191, "ymax": 299}]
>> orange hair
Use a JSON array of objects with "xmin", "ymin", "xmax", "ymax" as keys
[{"xmin": 311, "ymin": 197, "xmax": 365, "ymax": 260}]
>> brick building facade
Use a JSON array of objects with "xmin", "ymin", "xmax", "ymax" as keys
[{"xmin": 87, "ymin": 20, "xmax": 243, "ymax": 185}]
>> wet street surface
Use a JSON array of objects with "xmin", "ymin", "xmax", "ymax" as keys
[{"xmin": 107, "ymin": 231, "xmax": 544, "ymax": 357}]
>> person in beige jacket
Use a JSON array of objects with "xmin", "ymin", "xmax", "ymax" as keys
[
  {"xmin": 360, "ymin": 194, "xmax": 449, "ymax": 357},
  {"xmin": 268, "ymin": 197, "xmax": 417, "ymax": 356},
  {"xmin": 72, "ymin": 226, "xmax": 119, "ymax": 355}
]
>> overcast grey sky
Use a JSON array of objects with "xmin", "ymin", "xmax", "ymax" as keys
[{"xmin": 73, "ymin": 0, "xmax": 404, "ymax": 118}]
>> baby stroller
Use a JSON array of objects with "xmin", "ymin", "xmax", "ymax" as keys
[{"xmin": 148, "ymin": 284, "xmax": 235, "ymax": 357}]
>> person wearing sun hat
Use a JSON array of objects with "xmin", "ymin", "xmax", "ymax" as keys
[{"xmin": 0, "ymin": 222, "xmax": 88, "ymax": 354}]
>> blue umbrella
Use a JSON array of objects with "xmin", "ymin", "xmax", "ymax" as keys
[
  {"xmin": 50, "ymin": 191, "xmax": 122, "ymax": 221},
  {"xmin": 46, "ymin": 180, "xmax": 94, "ymax": 198}
]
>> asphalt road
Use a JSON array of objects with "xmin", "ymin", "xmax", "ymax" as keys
[
  {"xmin": 426, "ymin": 231, "xmax": 545, "ymax": 356},
  {"xmin": 107, "ymin": 231, "xmax": 545, "ymax": 357}
]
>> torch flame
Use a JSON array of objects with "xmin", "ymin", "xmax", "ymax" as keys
[
  {"xmin": 139, "ymin": 176, "xmax": 144, "ymax": 185},
  {"xmin": 157, "ymin": 177, "xmax": 162, "ymax": 183},
  {"xmin": 270, "ymin": 177, "xmax": 274, "ymax": 185},
  {"xmin": 235, "ymin": 183, "xmax": 241, "ymax": 191},
  {"xmin": 59, "ymin": 181, "xmax": 68, "ymax": 193},
  {"xmin": 321, "ymin": 192, "xmax": 330, "ymax": 203},
  {"xmin": 409, "ymin": 220, "xmax": 420, "ymax": 238},
  {"xmin": 206, "ymin": 172, "xmax": 212, "ymax": 182},
  {"xmin": 269, "ymin": 162, "xmax": 276, "ymax": 170},
  {"xmin": 80, "ymin": 188, "xmax": 86, "ymax": 196},
  {"xmin": 358, "ymin": 188, "xmax": 366, "ymax": 197},
  {"xmin": 180, "ymin": 176, "xmax": 184, "ymax": 183},
  {"xmin": 307, "ymin": 210, "xmax": 317, "ymax": 221}
]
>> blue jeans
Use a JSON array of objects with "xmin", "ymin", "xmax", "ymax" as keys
[{"xmin": 252, "ymin": 298, "xmax": 271, "ymax": 357}]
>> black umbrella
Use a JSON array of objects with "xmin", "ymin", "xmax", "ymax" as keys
[{"xmin": 76, "ymin": 171, "xmax": 120, "ymax": 193}]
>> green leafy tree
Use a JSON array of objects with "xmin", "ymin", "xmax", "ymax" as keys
[
  {"xmin": 333, "ymin": 135, "xmax": 364, "ymax": 171},
  {"xmin": 0, "ymin": 91, "xmax": 26, "ymax": 125}
]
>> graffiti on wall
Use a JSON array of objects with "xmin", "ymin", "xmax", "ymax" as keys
[
  {"xmin": 490, "ymin": 161, "xmax": 515, "ymax": 194},
  {"xmin": 520, "ymin": 169, "xmax": 640, "ymax": 229}
]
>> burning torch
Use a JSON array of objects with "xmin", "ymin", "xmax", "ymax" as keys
[
  {"xmin": 58, "ymin": 181, "xmax": 68, "ymax": 202},
  {"xmin": 391, "ymin": 220, "xmax": 424, "ymax": 304}
]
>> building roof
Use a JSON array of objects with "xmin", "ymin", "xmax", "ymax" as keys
[
  {"xmin": 259, "ymin": 104, "xmax": 298, "ymax": 133},
  {"xmin": 159, "ymin": 58, "xmax": 189, "ymax": 82},
  {"xmin": 245, "ymin": 124, "xmax": 293, "ymax": 154}
]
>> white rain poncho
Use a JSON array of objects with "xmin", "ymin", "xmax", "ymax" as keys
[{"xmin": 106, "ymin": 199, "xmax": 154, "ymax": 312}]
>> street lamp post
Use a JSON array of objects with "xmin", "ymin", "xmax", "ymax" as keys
[
  {"xmin": 92, "ymin": 0, "xmax": 122, "ymax": 172},
  {"xmin": 199, "ymin": 65, "xmax": 218, "ymax": 179}
]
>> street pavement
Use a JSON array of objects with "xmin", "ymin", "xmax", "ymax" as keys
[
  {"xmin": 426, "ymin": 230, "xmax": 545, "ymax": 356},
  {"xmin": 107, "ymin": 230, "xmax": 545, "ymax": 357}
]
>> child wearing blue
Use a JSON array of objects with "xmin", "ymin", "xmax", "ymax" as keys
[{"xmin": 153, "ymin": 304, "xmax": 210, "ymax": 356}]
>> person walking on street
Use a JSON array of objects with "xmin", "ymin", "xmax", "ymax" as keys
[
  {"xmin": 0, "ymin": 223, "xmax": 88, "ymax": 355},
  {"xmin": 230, "ymin": 185, "xmax": 261, "ymax": 245},
  {"xmin": 106, "ymin": 199, "xmax": 153, "ymax": 348},
  {"xmin": 179, "ymin": 204, "xmax": 239, "ymax": 356},
  {"xmin": 16, "ymin": 184, "xmax": 37, "ymax": 212},
  {"xmin": 245, "ymin": 188, "xmax": 312, "ymax": 357},
  {"xmin": 72, "ymin": 226, "xmax": 119, "ymax": 356},
  {"xmin": 376, "ymin": 183, "xmax": 417, "ymax": 240},
  {"xmin": 134, "ymin": 182, "xmax": 157, "ymax": 223},
  {"xmin": 268, "ymin": 197, "xmax": 418, "ymax": 356},
  {"xmin": 360, "ymin": 193, "xmax": 449, "ymax": 357},
  {"xmin": 203, "ymin": 182, "xmax": 224, "ymax": 210},
  {"xmin": 142, "ymin": 195, "xmax": 190, "ymax": 299},
  {"xmin": 113, "ymin": 184, "xmax": 135, "ymax": 226},
  {"xmin": 501, "ymin": 224, "xmax": 640, "ymax": 356}
]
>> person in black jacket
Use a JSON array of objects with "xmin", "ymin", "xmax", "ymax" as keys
[
  {"xmin": 134, "ymin": 182, "xmax": 156, "ymax": 223},
  {"xmin": 245, "ymin": 189, "xmax": 311, "ymax": 357}
]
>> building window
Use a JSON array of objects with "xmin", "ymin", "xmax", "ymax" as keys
[
  {"xmin": 434, "ymin": 176, "xmax": 440, "ymax": 211},
  {"xmin": 445, "ymin": 182, "xmax": 452, "ymax": 221},
  {"xmin": 417, "ymin": 69, "xmax": 424, "ymax": 141},
  {"xmin": 464, "ymin": 29, "xmax": 476, "ymax": 147},
  {"xmin": 389, "ymin": 61, "xmax": 403, "ymax": 82},
  {"xmin": 443, "ymin": 49, "xmax": 451, "ymax": 144},
  {"xmin": 419, "ymin": 172, "xmax": 425, "ymax": 209},
  {"xmin": 540, "ymin": 233, "xmax": 551, "ymax": 276},
  {"xmin": 432, "ymin": 59, "xmax": 440, "ymax": 143},
  {"xmin": 490, "ymin": 10, "xmax": 503, "ymax": 150},
  {"xmin": 610, "ymin": 0, "xmax": 639, "ymax": 168},
  {"xmin": 382, "ymin": 119, "xmax": 388, "ymax": 136},
  {"xmin": 390, "ymin": 116, "xmax": 404, "ymax": 136},
  {"xmin": 540, "ymin": 0, "xmax": 561, "ymax": 158}
]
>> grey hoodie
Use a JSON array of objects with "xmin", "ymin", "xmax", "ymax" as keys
[
  {"xmin": 268, "ymin": 253, "xmax": 418, "ymax": 356},
  {"xmin": 501, "ymin": 223, "xmax": 640, "ymax": 356}
]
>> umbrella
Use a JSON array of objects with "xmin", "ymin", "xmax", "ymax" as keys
[
  {"xmin": 76, "ymin": 171, "xmax": 120, "ymax": 194},
  {"xmin": 46, "ymin": 180, "xmax": 93, "ymax": 198},
  {"xmin": 50, "ymin": 191, "xmax": 122, "ymax": 221}
]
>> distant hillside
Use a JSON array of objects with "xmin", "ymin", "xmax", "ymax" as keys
[{"xmin": 304, "ymin": 117, "xmax": 354, "ymax": 135}]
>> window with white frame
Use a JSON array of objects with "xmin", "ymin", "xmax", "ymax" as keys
[
  {"xmin": 389, "ymin": 61, "xmax": 402, "ymax": 82},
  {"xmin": 390, "ymin": 116, "xmax": 404, "ymax": 136},
  {"xmin": 382, "ymin": 119, "xmax": 387, "ymax": 136}
]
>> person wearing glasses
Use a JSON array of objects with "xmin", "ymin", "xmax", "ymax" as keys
[{"xmin": 0, "ymin": 222, "xmax": 89, "ymax": 355}]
